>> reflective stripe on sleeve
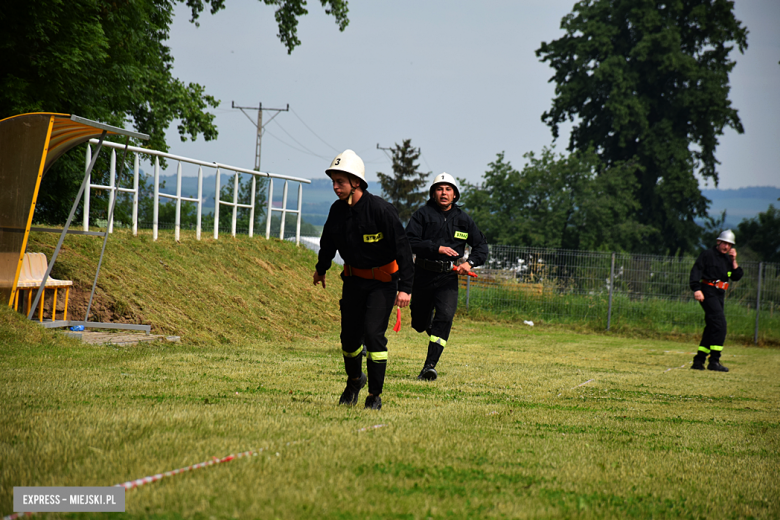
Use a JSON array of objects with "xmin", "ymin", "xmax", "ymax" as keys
[
  {"xmin": 430, "ymin": 335, "xmax": 447, "ymax": 347},
  {"xmin": 343, "ymin": 346, "xmax": 363, "ymax": 358},
  {"xmin": 368, "ymin": 351, "xmax": 388, "ymax": 362},
  {"xmin": 698, "ymin": 346, "xmax": 711, "ymax": 354},
  {"xmin": 710, "ymin": 345, "xmax": 723, "ymax": 351}
]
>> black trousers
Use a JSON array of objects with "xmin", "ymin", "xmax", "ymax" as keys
[
  {"xmin": 410, "ymin": 273, "xmax": 459, "ymax": 343},
  {"xmin": 698, "ymin": 287, "xmax": 727, "ymax": 361},
  {"xmin": 339, "ymin": 276, "xmax": 397, "ymax": 396}
]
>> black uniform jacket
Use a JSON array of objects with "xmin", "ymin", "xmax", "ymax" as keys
[
  {"xmin": 405, "ymin": 200, "xmax": 488, "ymax": 268},
  {"xmin": 316, "ymin": 190, "xmax": 414, "ymax": 294},
  {"xmin": 689, "ymin": 245, "xmax": 744, "ymax": 293}
]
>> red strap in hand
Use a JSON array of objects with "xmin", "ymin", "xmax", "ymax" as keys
[
  {"xmin": 392, "ymin": 307, "xmax": 401, "ymax": 332},
  {"xmin": 452, "ymin": 266, "xmax": 478, "ymax": 278}
]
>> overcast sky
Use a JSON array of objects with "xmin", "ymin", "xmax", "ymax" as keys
[{"xmin": 158, "ymin": 0, "xmax": 780, "ymax": 190}]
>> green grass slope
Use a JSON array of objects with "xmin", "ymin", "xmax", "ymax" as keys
[
  {"xmin": 23, "ymin": 230, "xmax": 342, "ymax": 343},
  {"xmin": 2, "ymin": 231, "xmax": 779, "ymax": 519}
]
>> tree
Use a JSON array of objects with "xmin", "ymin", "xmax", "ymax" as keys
[
  {"xmin": 1, "ymin": 0, "xmax": 349, "ymax": 223},
  {"xmin": 376, "ymin": 139, "xmax": 430, "ymax": 223},
  {"xmin": 459, "ymin": 148, "xmax": 653, "ymax": 251},
  {"xmin": 536, "ymin": 0, "xmax": 748, "ymax": 254},
  {"xmin": 737, "ymin": 204, "xmax": 780, "ymax": 263}
]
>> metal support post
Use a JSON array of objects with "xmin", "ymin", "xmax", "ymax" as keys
[
  {"xmin": 755, "ymin": 262, "xmax": 764, "ymax": 345},
  {"xmin": 132, "ymin": 154, "xmax": 139, "ymax": 236},
  {"xmin": 108, "ymin": 150, "xmax": 116, "ymax": 233},
  {"xmin": 265, "ymin": 178, "xmax": 274, "ymax": 239},
  {"xmin": 279, "ymin": 181, "xmax": 288, "ymax": 239},
  {"xmin": 175, "ymin": 161, "xmax": 182, "ymax": 242},
  {"xmin": 296, "ymin": 183, "xmax": 302, "ymax": 245},
  {"xmin": 213, "ymin": 167, "xmax": 221, "ymax": 239},
  {"xmin": 196, "ymin": 166, "xmax": 203, "ymax": 240},
  {"xmin": 83, "ymin": 145, "xmax": 92, "ymax": 231},
  {"xmin": 231, "ymin": 172, "xmax": 239, "ymax": 237},
  {"xmin": 153, "ymin": 157, "xmax": 160, "ymax": 241},
  {"xmin": 607, "ymin": 252, "xmax": 615, "ymax": 331},
  {"xmin": 466, "ymin": 273, "xmax": 471, "ymax": 311},
  {"xmin": 249, "ymin": 175, "xmax": 256, "ymax": 238}
]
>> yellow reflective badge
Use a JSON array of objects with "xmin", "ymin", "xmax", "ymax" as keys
[
  {"xmin": 454, "ymin": 231, "xmax": 468, "ymax": 240},
  {"xmin": 363, "ymin": 232, "xmax": 384, "ymax": 243}
]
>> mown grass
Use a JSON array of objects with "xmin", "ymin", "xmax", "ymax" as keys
[{"xmin": 1, "ymin": 230, "xmax": 779, "ymax": 519}]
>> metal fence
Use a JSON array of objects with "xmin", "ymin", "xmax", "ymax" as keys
[
  {"xmin": 461, "ymin": 245, "xmax": 780, "ymax": 343},
  {"xmin": 82, "ymin": 140, "xmax": 309, "ymax": 244}
]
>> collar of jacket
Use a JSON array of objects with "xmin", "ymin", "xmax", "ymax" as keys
[{"xmin": 427, "ymin": 198, "xmax": 459, "ymax": 215}]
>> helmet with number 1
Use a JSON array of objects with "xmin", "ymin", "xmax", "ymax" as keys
[
  {"xmin": 717, "ymin": 229, "xmax": 736, "ymax": 245},
  {"xmin": 326, "ymin": 149, "xmax": 367, "ymax": 189},
  {"xmin": 429, "ymin": 172, "xmax": 460, "ymax": 203}
]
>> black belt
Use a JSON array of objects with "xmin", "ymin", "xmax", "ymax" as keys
[{"xmin": 415, "ymin": 258, "xmax": 453, "ymax": 273}]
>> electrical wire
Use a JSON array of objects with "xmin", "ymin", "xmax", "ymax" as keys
[
  {"xmin": 269, "ymin": 119, "xmax": 332, "ymax": 158},
  {"xmin": 291, "ymin": 108, "xmax": 340, "ymax": 153}
]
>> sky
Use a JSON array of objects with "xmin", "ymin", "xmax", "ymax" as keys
[{"xmin": 157, "ymin": 0, "xmax": 780, "ymax": 190}]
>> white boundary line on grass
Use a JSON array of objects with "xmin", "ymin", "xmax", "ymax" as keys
[{"xmin": 3, "ymin": 424, "xmax": 386, "ymax": 520}]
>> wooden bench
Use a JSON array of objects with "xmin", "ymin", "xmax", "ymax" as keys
[{"xmin": 14, "ymin": 252, "xmax": 73, "ymax": 322}]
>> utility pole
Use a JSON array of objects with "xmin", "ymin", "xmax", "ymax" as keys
[
  {"xmin": 232, "ymin": 101, "xmax": 290, "ymax": 171},
  {"xmin": 377, "ymin": 143, "xmax": 393, "ymax": 162}
]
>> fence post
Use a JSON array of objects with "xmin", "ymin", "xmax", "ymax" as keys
[
  {"xmin": 265, "ymin": 178, "xmax": 274, "ymax": 239},
  {"xmin": 755, "ymin": 262, "xmax": 764, "ymax": 345},
  {"xmin": 607, "ymin": 252, "xmax": 615, "ymax": 331},
  {"xmin": 213, "ymin": 167, "xmax": 221, "ymax": 239},
  {"xmin": 466, "ymin": 272, "xmax": 471, "ymax": 311},
  {"xmin": 83, "ymin": 144, "xmax": 92, "ymax": 231},
  {"xmin": 108, "ymin": 150, "xmax": 116, "ymax": 233},
  {"xmin": 175, "ymin": 161, "xmax": 182, "ymax": 242},
  {"xmin": 296, "ymin": 182, "xmax": 302, "ymax": 245},
  {"xmin": 153, "ymin": 157, "xmax": 160, "ymax": 241},
  {"xmin": 279, "ymin": 181, "xmax": 288, "ymax": 240},
  {"xmin": 196, "ymin": 166, "xmax": 203, "ymax": 240},
  {"xmin": 132, "ymin": 154, "xmax": 139, "ymax": 236},
  {"xmin": 249, "ymin": 175, "xmax": 256, "ymax": 238}
]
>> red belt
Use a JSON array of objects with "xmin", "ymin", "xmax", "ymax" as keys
[
  {"xmin": 702, "ymin": 279, "xmax": 728, "ymax": 290},
  {"xmin": 343, "ymin": 260, "xmax": 398, "ymax": 283}
]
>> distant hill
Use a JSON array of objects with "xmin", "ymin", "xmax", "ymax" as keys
[
  {"xmin": 148, "ymin": 174, "xmax": 778, "ymax": 231},
  {"xmin": 702, "ymin": 186, "xmax": 780, "ymax": 228}
]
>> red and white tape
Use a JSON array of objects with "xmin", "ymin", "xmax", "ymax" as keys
[{"xmin": 3, "ymin": 425, "xmax": 386, "ymax": 520}]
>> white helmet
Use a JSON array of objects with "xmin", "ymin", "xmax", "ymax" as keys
[
  {"xmin": 326, "ymin": 149, "xmax": 367, "ymax": 189},
  {"xmin": 429, "ymin": 172, "xmax": 460, "ymax": 202},
  {"xmin": 717, "ymin": 229, "xmax": 736, "ymax": 245}
]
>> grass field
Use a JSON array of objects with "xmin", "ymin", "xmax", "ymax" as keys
[{"xmin": 1, "ymin": 231, "xmax": 779, "ymax": 519}]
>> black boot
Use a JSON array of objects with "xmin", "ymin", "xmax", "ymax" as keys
[
  {"xmin": 707, "ymin": 351, "xmax": 729, "ymax": 372},
  {"xmin": 691, "ymin": 350, "xmax": 707, "ymax": 370},
  {"xmin": 417, "ymin": 341, "xmax": 444, "ymax": 380}
]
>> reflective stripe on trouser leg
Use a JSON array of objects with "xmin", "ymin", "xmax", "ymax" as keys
[
  {"xmin": 698, "ymin": 346, "xmax": 711, "ymax": 354},
  {"xmin": 343, "ymin": 345, "xmax": 363, "ymax": 358},
  {"xmin": 709, "ymin": 344, "xmax": 724, "ymax": 362},
  {"xmin": 710, "ymin": 345, "xmax": 723, "ymax": 351},
  {"xmin": 430, "ymin": 335, "xmax": 447, "ymax": 347}
]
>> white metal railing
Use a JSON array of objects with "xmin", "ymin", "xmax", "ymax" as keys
[{"xmin": 83, "ymin": 140, "xmax": 310, "ymax": 244}]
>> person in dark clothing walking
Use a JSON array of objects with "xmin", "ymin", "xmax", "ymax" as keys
[
  {"xmin": 405, "ymin": 172, "xmax": 488, "ymax": 381},
  {"xmin": 689, "ymin": 229, "xmax": 743, "ymax": 372},
  {"xmin": 314, "ymin": 149, "xmax": 414, "ymax": 410}
]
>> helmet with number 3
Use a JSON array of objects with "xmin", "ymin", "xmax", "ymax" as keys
[
  {"xmin": 429, "ymin": 172, "xmax": 460, "ymax": 203},
  {"xmin": 326, "ymin": 149, "xmax": 367, "ymax": 189}
]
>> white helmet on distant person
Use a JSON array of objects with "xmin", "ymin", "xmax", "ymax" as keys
[
  {"xmin": 429, "ymin": 172, "xmax": 460, "ymax": 203},
  {"xmin": 326, "ymin": 149, "xmax": 367, "ymax": 189},
  {"xmin": 717, "ymin": 229, "xmax": 736, "ymax": 245}
]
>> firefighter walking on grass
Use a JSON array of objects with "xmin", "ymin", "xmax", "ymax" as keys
[
  {"xmin": 689, "ymin": 229, "xmax": 744, "ymax": 372},
  {"xmin": 405, "ymin": 173, "xmax": 488, "ymax": 380},
  {"xmin": 313, "ymin": 149, "xmax": 414, "ymax": 410}
]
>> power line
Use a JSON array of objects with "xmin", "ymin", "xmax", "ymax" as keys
[
  {"xmin": 269, "ymin": 118, "xmax": 330, "ymax": 158},
  {"xmin": 290, "ymin": 108, "xmax": 340, "ymax": 153}
]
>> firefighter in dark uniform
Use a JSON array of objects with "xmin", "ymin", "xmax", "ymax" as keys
[
  {"xmin": 314, "ymin": 149, "xmax": 414, "ymax": 410},
  {"xmin": 405, "ymin": 173, "xmax": 488, "ymax": 380},
  {"xmin": 689, "ymin": 229, "xmax": 743, "ymax": 372}
]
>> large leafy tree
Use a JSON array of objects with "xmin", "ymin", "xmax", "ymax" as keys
[
  {"xmin": 376, "ymin": 139, "xmax": 430, "ymax": 223},
  {"xmin": 459, "ymin": 148, "xmax": 653, "ymax": 251},
  {"xmin": 1, "ymin": 0, "xmax": 349, "ymax": 223},
  {"xmin": 536, "ymin": 0, "xmax": 747, "ymax": 254}
]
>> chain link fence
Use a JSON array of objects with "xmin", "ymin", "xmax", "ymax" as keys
[{"xmin": 460, "ymin": 246, "xmax": 780, "ymax": 344}]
